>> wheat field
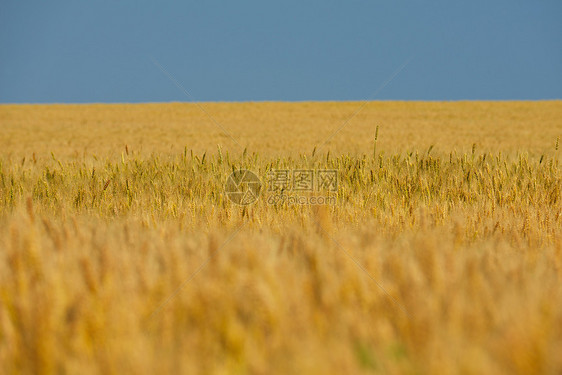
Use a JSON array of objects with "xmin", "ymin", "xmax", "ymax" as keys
[{"xmin": 0, "ymin": 101, "xmax": 561, "ymax": 374}]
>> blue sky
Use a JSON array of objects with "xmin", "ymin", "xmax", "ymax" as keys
[{"xmin": 1, "ymin": 1, "xmax": 560, "ymax": 103}]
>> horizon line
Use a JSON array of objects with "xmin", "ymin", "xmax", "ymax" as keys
[{"xmin": 1, "ymin": 98, "xmax": 561, "ymax": 105}]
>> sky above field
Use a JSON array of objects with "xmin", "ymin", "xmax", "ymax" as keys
[{"xmin": 0, "ymin": 1, "xmax": 561, "ymax": 103}]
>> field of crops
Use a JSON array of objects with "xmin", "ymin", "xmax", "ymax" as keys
[{"xmin": 0, "ymin": 101, "xmax": 561, "ymax": 374}]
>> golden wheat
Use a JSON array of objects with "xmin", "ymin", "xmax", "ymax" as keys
[{"xmin": 0, "ymin": 101, "xmax": 561, "ymax": 374}]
